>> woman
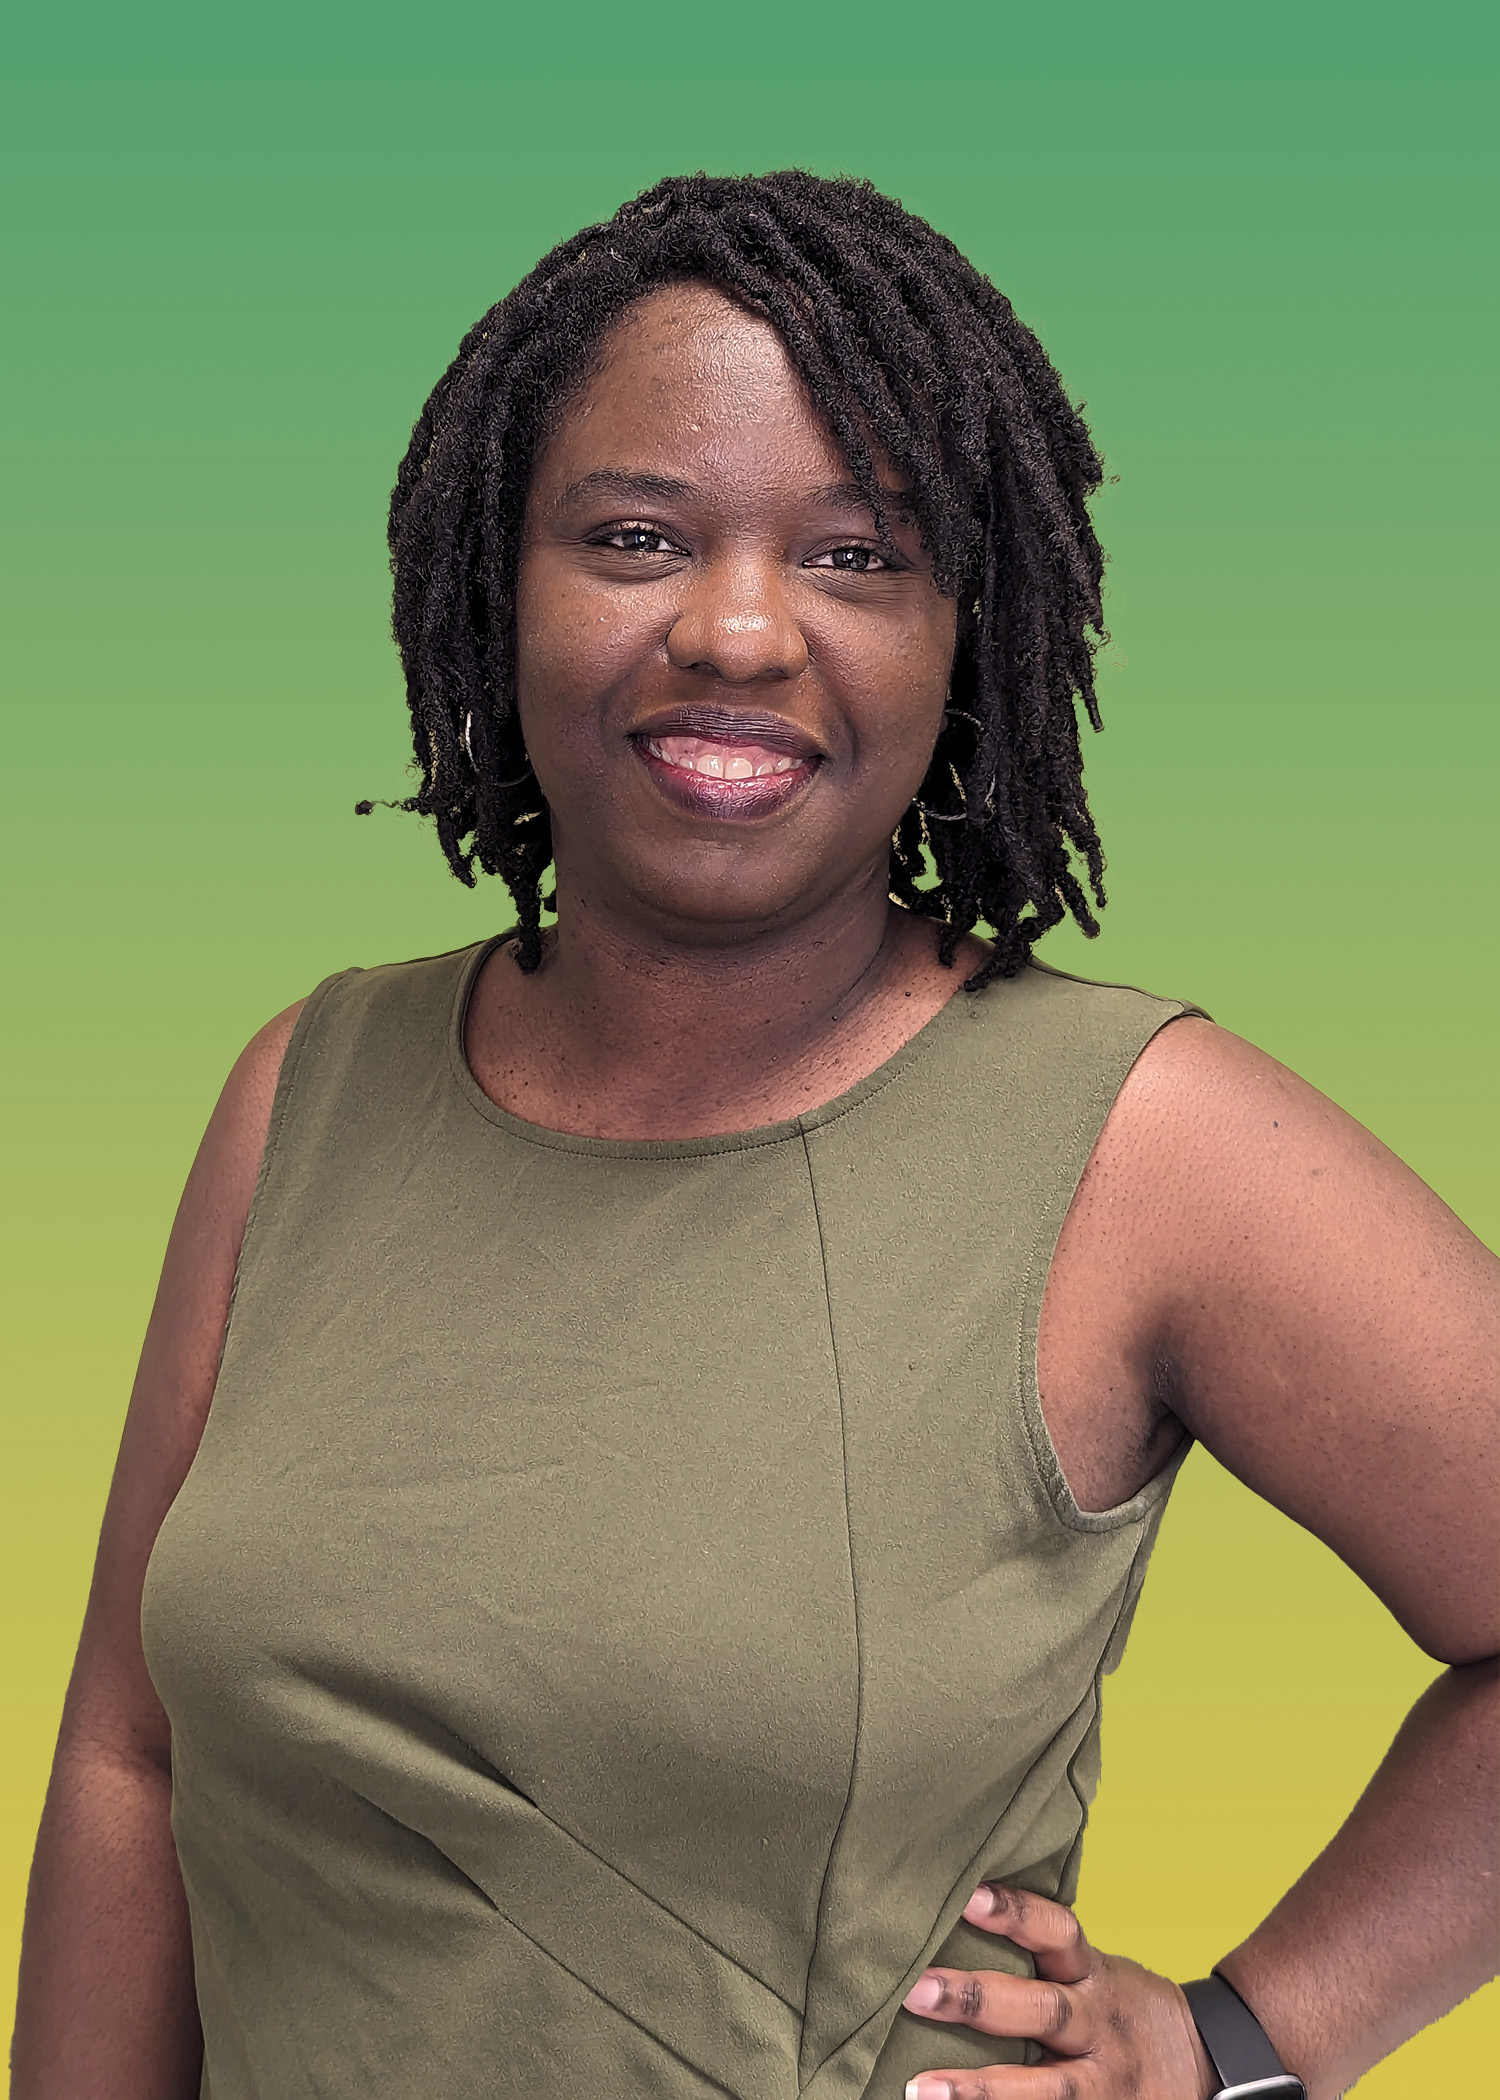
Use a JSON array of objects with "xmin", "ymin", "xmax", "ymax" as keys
[{"xmin": 13, "ymin": 172, "xmax": 1495, "ymax": 2100}]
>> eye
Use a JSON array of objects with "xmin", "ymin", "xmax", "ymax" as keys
[
  {"xmin": 592, "ymin": 523, "xmax": 683, "ymax": 555},
  {"xmin": 806, "ymin": 545, "xmax": 890, "ymax": 573}
]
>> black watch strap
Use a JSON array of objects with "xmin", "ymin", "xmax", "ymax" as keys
[{"xmin": 1181, "ymin": 1973, "xmax": 1307, "ymax": 2100}]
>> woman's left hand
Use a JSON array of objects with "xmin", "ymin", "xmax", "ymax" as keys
[{"xmin": 901, "ymin": 1883, "xmax": 1217, "ymax": 2100}]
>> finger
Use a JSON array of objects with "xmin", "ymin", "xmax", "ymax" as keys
[
  {"xmin": 904, "ymin": 2067, "xmax": 1088, "ymax": 2100},
  {"xmin": 960, "ymin": 1885, "xmax": 1094, "ymax": 1985},
  {"xmin": 903, "ymin": 1967, "xmax": 1090, "ymax": 2052}
]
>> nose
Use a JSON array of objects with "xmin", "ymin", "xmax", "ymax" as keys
[{"xmin": 665, "ymin": 556, "xmax": 810, "ymax": 684}]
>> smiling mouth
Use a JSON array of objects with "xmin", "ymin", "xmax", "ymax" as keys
[{"xmin": 629, "ymin": 710, "xmax": 823, "ymax": 819}]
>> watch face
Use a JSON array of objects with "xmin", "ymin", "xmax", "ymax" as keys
[{"xmin": 1217, "ymin": 2078, "xmax": 1307, "ymax": 2100}]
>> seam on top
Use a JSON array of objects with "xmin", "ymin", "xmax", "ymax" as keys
[
  {"xmin": 1013, "ymin": 1107, "xmax": 1181, "ymax": 1536},
  {"xmin": 1012, "ymin": 1009, "xmax": 1198, "ymax": 1536},
  {"xmin": 797, "ymin": 1128, "xmax": 867, "ymax": 2089},
  {"xmin": 498, "ymin": 1902, "xmax": 742, "ymax": 2100},
  {"xmin": 344, "ymin": 1759, "xmax": 800, "ymax": 2020},
  {"xmin": 810, "ymin": 1657, "xmax": 1125, "ymax": 2087},
  {"xmin": 1059, "ymin": 1518, "xmax": 1158, "ymax": 1881},
  {"xmin": 445, "ymin": 1888, "xmax": 742, "ymax": 2098},
  {"xmin": 1028, "ymin": 957, "xmax": 1212, "ymax": 1024},
  {"xmin": 518, "ymin": 1799, "xmax": 805, "ymax": 2019}
]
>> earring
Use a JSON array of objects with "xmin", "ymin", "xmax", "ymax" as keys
[
  {"xmin": 462, "ymin": 711, "xmax": 535, "ymax": 788},
  {"xmin": 910, "ymin": 704, "xmax": 981, "ymax": 820}
]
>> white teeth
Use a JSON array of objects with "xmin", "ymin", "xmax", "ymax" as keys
[{"xmin": 643, "ymin": 737, "xmax": 809, "ymax": 780}]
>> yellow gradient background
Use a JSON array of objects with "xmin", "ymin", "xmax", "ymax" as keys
[{"xmin": 2, "ymin": 1, "xmax": 1494, "ymax": 2086}]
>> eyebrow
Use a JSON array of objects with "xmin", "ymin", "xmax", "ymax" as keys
[
  {"xmin": 553, "ymin": 468, "xmax": 915, "ymax": 517},
  {"xmin": 807, "ymin": 479, "xmax": 915, "ymax": 516},
  {"xmin": 555, "ymin": 470, "xmax": 696, "ymax": 508}
]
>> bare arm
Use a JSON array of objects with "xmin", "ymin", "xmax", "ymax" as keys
[
  {"xmin": 1139, "ymin": 1024, "xmax": 1497, "ymax": 2091},
  {"xmin": 10, "ymin": 1002, "xmax": 304, "ymax": 2100},
  {"xmin": 1047, "ymin": 1020, "xmax": 1498, "ymax": 2093},
  {"xmin": 1222, "ymin": 1654, "xmax": 1496, "ymax": 2094},
  {"xmin": 905, "ymin": 1021, "xmax": 1497, "ymax": 2099}
]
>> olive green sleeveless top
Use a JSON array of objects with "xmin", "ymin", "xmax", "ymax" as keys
[{"xmin": 142, "ymin": 937, "xmax": 1198, "ymax": 2100}]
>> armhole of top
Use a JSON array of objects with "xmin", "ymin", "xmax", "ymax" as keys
[
  {"xmin": 217, "ymin": 967, "xmax": 361, "ymax": 1356},
  {"xmin": 1012, "ymin": 1003, "xmax": 1205, "ymax": 1536}
]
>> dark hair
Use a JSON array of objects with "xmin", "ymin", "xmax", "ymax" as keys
[{"xmin": 380, "ymin": 170, "xmax": 1108, "ymax": 986}]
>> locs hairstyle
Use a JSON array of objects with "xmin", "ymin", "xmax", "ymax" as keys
[{"xmin": 380, "ymin": 170, "xmax": 1109, "ymax": 987}]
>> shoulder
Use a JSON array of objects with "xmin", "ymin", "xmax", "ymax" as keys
[
  {"xmin": 935, "ymin": 958, "xmax": 1202, "ymax": 1154},
  {"xmin": 222, "ymin": 999, "xmax": 306, "ymax": 1148},
  {"xmin": 1067, "ymin": 1017, "xmax": 1497, "ymax": 1658},
  {"xmin": 268, "ymin": 940, "xmax": 496, "ymax": 1071},
  {"xmin": 990, "ymin": 955, "xmax": 1199, "ymax": 1025},
  {"xmin": 961, "ymin": 955, "xmax": 1203, "ymax": 1075},
  {"xmin": 225, "ymin": 991, "xmax": 303, "ymax": 1117},
  {"xmin": 170, "ymin": 998, "xmax": 310, "ymax": 1325},
  {"xmin": 1074, "ymin": 1008, "xmax": 1490, "ymax": 1326},
  {"xmin": 1083, "ymin": 1012, "xmax": 1428, "ymax": 1230}
]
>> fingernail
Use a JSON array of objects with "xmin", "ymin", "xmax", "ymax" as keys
[
  {"xmin": 904, "ymin": 1973, "xmax": 944, "ymax": 2013},
  {"xmin": 964, "ymin": 1884, "xmax": 999, "ymax": 1918},
  {"xmin": 906, "ymin": 2083, "xmax": 954, "ymax": 2100}
]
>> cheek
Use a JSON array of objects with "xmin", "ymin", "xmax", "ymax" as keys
[
  {"xmin": 921, "ymin": 600, "xmax": 960, "ymax": 696},
  {"xmin": 850, "ymin": 616, "xmax": 956, "ymax": 770},
  {"xmin": 515, "ymin": 558, "xmax": 656, "ymax": 742},
  {"xmin": 514, "ymin": 554, "xmax": 580, "ymax": 709},
  {"xmin": 514, "ymin": 580, "xmax": 602, "ymax": 762}
]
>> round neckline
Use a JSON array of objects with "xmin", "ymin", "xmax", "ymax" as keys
[{"xmin": 445, "ymin": 932, "xmax": 983, "ymax": 1159}]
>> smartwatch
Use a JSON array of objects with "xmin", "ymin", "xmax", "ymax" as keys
[{"xmin": 1181, "ymin": 1972, "xmax": 1307, "ymax": 2100}]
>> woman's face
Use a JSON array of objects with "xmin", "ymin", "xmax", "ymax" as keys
[{"xmin": 515, "ymin": 282, "xmax": 958, "ymax": 943}]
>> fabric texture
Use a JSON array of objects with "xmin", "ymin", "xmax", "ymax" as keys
[{"xmin": 142, "ymin": 936, "xmax": 1200, "ymax": 2099}]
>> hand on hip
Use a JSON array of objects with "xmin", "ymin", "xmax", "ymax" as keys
[{"xmin": 901, "ymin": 1883, "xmax": 1216, "ymax": 2100}]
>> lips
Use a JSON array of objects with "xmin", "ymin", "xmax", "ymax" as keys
[{"xmin": 629, "ymin": 705, "xmax": 823, "ymax": 820}]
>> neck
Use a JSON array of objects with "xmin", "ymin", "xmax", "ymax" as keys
[
  {"xmin": 470, "ymin": 864, "xmax": 962, "ymax": 1140},
  {"xmin": 547, "ymin": 872, "xmax": 897, "ymax": 1078}
]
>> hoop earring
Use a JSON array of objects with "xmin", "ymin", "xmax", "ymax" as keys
[
  {"xmin": 910, "ymin": 704, "xmax": 982, "ymax": 820},
  {"xmin": 463, "ymin": 711, "xmax": 535, "ymax": 788}
]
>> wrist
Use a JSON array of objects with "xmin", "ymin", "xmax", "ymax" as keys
[
  {"xmin": 1181, "ymin": 1971, "xmax": 1307, "ymax": 2099},
  {"xmin": 1177, "ymin": 1986, "xmax": 1220, "ymax": 2100}
]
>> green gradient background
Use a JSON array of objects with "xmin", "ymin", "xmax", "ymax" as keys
[{"xmin": 3, "ymin": 0, "xmax": 1494, "ymax": 2084}]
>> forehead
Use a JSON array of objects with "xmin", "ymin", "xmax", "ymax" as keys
[
  {"xmin": 534, "ymin": 282, "xmax": 853, "ymax": 491},
  {"xmin": 587, "ymin": 281, "xmax": 791, "ymax": 382}
]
